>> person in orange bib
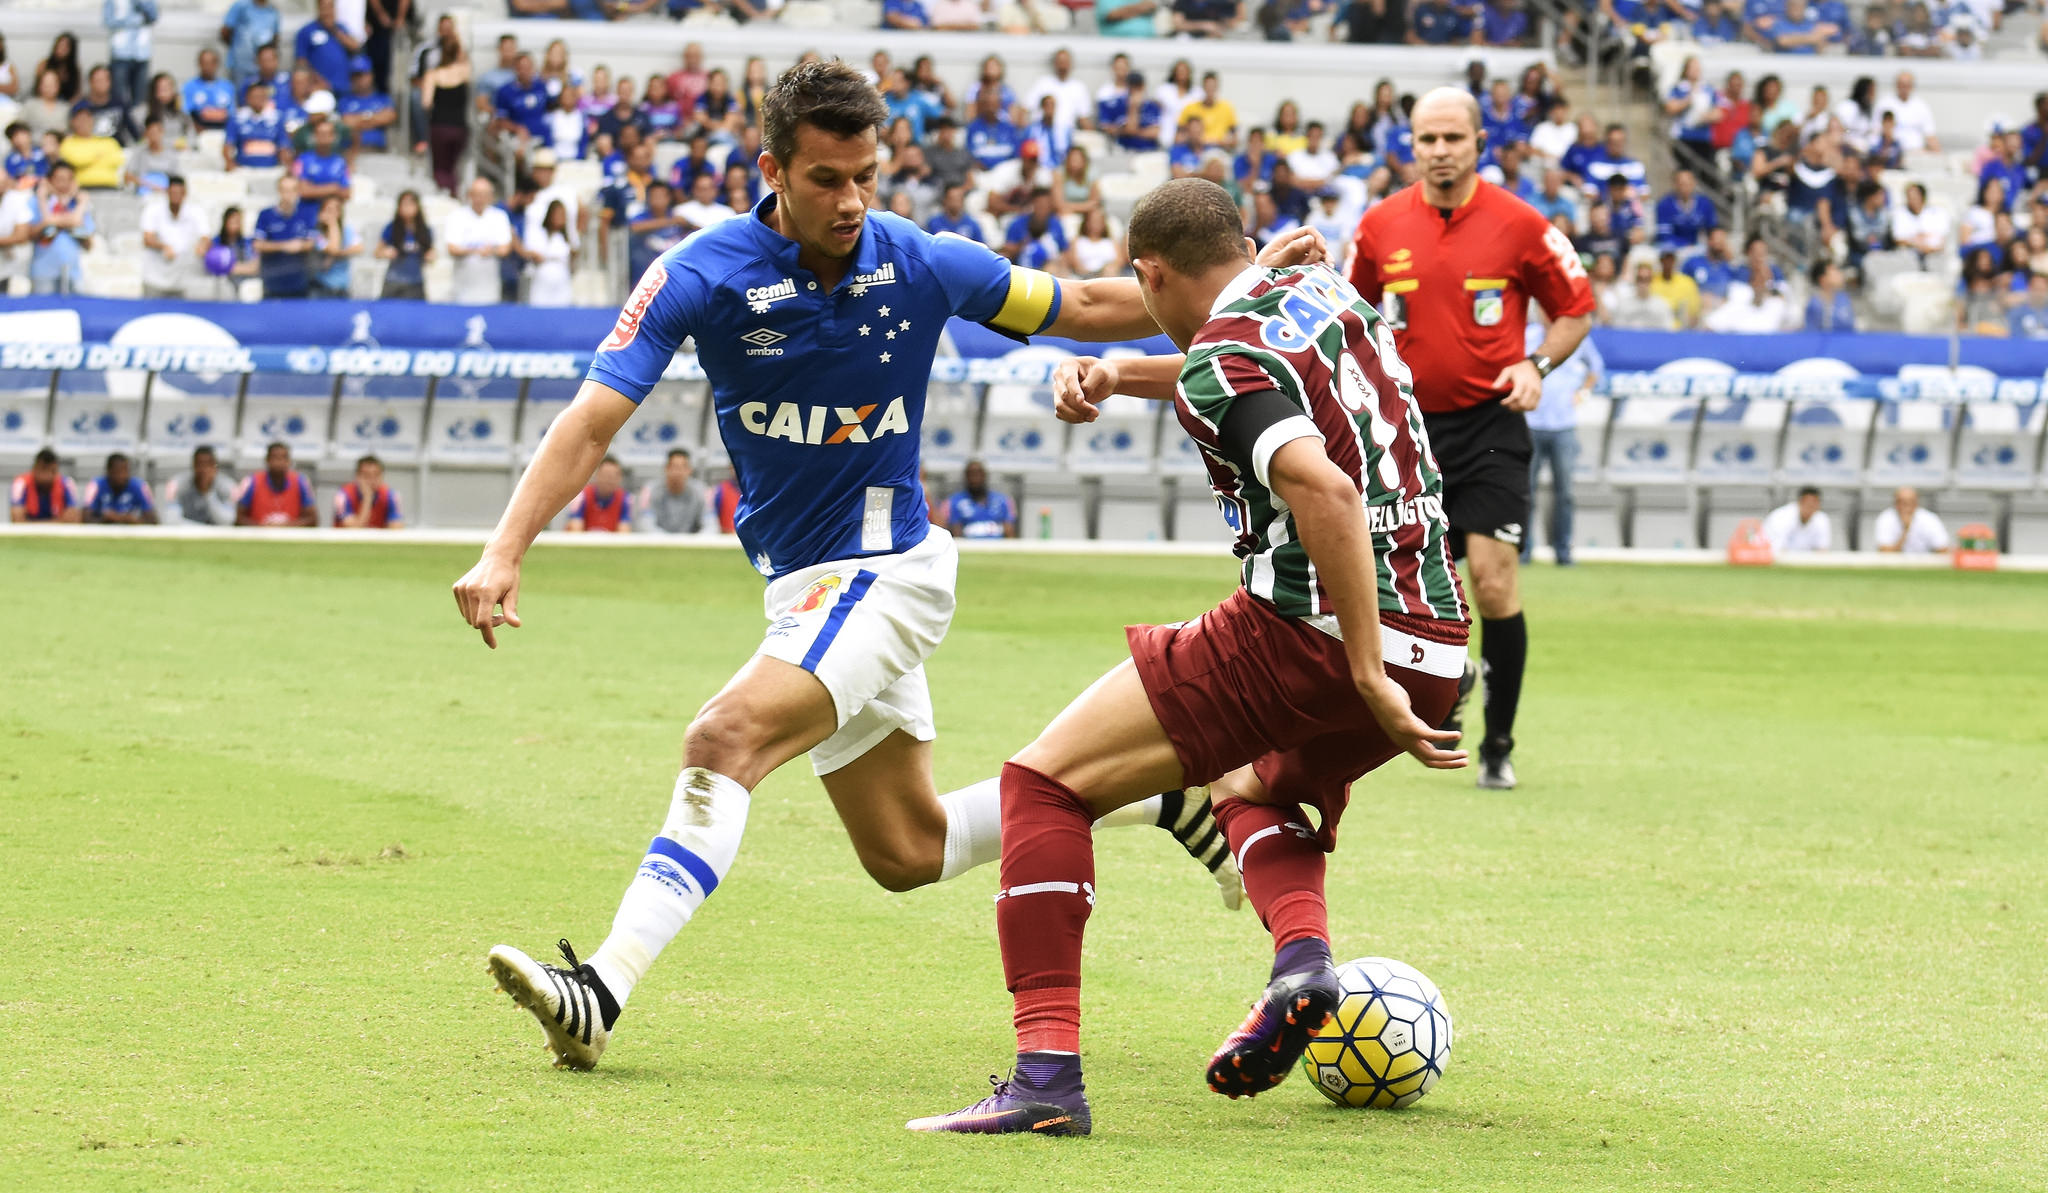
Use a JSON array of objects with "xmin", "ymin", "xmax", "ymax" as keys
[
  {"xmin": 10, "ymin": 449, "xmax": 83, "ymax": 523},
  {"xmin": 565, "ymin": 455, "xmax": 634, "ymax": 532},
  {"xmin": 1346, "ymin": 87, "xmax": 1596, "ymax": 791},
  {"xmin": 236, "ymin": 441, "xmax": 318, "ymax": 527}
]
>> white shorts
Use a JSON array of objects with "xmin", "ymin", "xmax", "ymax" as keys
[{"xmin": 756, "ymin": 527, "xmax": 958, "ymax": 776}]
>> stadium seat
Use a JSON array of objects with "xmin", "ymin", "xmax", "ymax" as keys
[
  {"xmin": 920, "ymin": 382, "xmax": 982, "ymax": 471},
  {"xmin": 611, "ymin": 380, "xmax": 711, "ymax": 472},
  {"xmin": 1064, "ymin": 402, "xmax": 1159, "ymax": 475},
  {"xmin": 1953, "ymin": 399, "xmax": 2046, "ymax": 492},
  {"xmin": 979, "ymin": 384, "xmax": 1068, "ymax": 472},
  {"xmin": 1865, "ymin": 399, "xmax": 1956, "ymax": 490},
  {"xmin": 1605, "ymin": 397, "xmax": 1700, "ymax": 549},
  {"xmin": 1693, "ymin": 397, "xmax": 1787, "ymax": 548},
  {"xmin": 1014, "ymin": 473, "xmax": 1087, "ymax": 540},
  {"xmin": 333, "ymin": 382, "xmax": 430, "ymax": 465},
  {"xmin": 237, "ymin": 373, "xmax": 335, "ymax": 469},
  {"xmin": 781, "ymin": 1, "xmax": 839, "ymax": 29},
  {"xmin": 1778, "ymin": 398, "xmax": 1876, "ymax": 489}
]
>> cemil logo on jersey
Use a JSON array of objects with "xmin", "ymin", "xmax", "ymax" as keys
[
  {"xmin": 741, "ymin": 327, "xmax": 787, "ymax": 357},
  {"xmin": 738, "ymin": 396, "xmax": 911, "ymax": 445},
  {"xmin": 602, "ymin": 267, "xmax": 667, "ymax": 352},
  {"xmin": 846, "ymin": 262, "xmax": 897, "ymax": 296},
  {"xmin": 746, "ymin": 278, "xmax": 798, "ymax": 314}
]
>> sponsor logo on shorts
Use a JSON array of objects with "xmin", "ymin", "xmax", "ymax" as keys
[
  {"xmin": 1367, "ymin": 494, "xmax": 1445, "ymax": 535},
  {"xmin": 788, "ymin": 575, "xmax": 842, "ymax": 614},
  {"xmin": 765, "ymin": 616, "xmax": 802, "ymax": 637},
  {"xmin": 603, "ymin": 267, "xmax": 668, "ymax": 352},
  {"xmin": 1495, "ymin": 521, "xmax": 1523, "ymax": 546}
]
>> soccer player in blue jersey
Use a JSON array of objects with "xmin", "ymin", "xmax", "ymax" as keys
[{"xmin": 454, "ymin": 61, "xmax": 1326, "ymax": 1072}]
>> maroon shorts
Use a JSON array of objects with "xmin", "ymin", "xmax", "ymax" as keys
[{"xmin": 1127, "ymin": 590, "xmax": 1468, "ymax": 851}]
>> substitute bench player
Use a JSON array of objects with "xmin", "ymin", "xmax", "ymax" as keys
[{"xmin": 1346, "ymin": 87, "xmax": 1594, "ymax": 791}]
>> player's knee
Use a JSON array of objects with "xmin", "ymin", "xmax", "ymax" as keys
[
  {"xmin": 1470, "ymin": 567, "xmax": 1519, "ymax": 617},
  {"xmin": 855, "ymin": 837, "xmax": 941, "ymax": 893},
  {"xmin": 684, "ymin": 699, "xmax": 767, "ymax": 775}
]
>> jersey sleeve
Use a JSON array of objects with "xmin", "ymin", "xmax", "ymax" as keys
[
  {"xmin": 927, "ymin": 227, "xmax": 1062, "ymax": 337},
  {"xmin": 587, "ymin": 257, "xmax": 700, "ymax": 403},
  {"xmin": 1522, "ymin": 210, "xmax": 1596, "ymax": 319},
  {"xmin": 135, "ymin": 481, "xmax": 155, "ymax": 513},
  {"xmin": 1179, "ymin": 347, "xmax": 1320, "ymax": 485},
  {"xmin": 295, "ymin": 475, "xmax": 314, "ymax": 506},
  {"xmin": 234, "ymin": 476, "xmax": 255, "ymax": 512}
]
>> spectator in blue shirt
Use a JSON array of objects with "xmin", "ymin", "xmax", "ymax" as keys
[
  {"xmin": 1480, "ymin": 80, "xmax": 1527, "ymax": 149},
  {"xmin": 944, "ymin": 461, "xmax": 1017, "ymax": 539},
  {"xmin": 5, "ymin": 123, "xmax": 49, "ymax": 181},
  {"xmin": 309, "ymin": 195, "xmax": 360, "ymax": 298},
  {"xmin": 1480, "ymin": 0, "xmax": 1531, "ymax": 44},
  {"xmin": 337, "ymin": 59, "xmax": 394, "ymax": 151},
  {"xmin": 182, "ymin": 50, "xmax": 237, "ymax": 131},
  {"xmin": 103, "ymin": 0, "xmax": 160, "ymax": 111},
  {"xmin": 1584, "ymin": 123, "xmax": 1647, "ymax": 199},
  {"xmin": 244, "ymin": 43, "xmax": 292, "ymax": 107},
  {"xmin": 1558, "ymin": 115, "xmax": 1602, "ymax": 190},
  {"xmin": 964, "ymin": 90, "xmax": 1023, "ymax": 170},
  {"xmin": 295, "ymin": 0, "xmax": 360, "ymax": 94},
  {"xmin": 84, "ymin": 453, "xmax": 158, "ymax": 524},
  {"xmin": 377, "ymin": 189, "xmax": 433, "ymax": 299},
  {"xmin": 494, "ymin": 53, "xmax": 551, "ymax": 153},
  {"xmin": 293, "ymin": 119, "xmax": 352, "ymax": 201},
  {"xmin": 1097, "ymin": 73, "xmax": 1162, "ymax": 152},
  {"xmin": 881, "ymin": 0, "xmax": 931, "ymax": 28},
  {"xmin": 883, "ymin": 70, "xmax": 939, "ymax": 142},
  {"xmin": 219, "ymin": 0, "xmax": 281, "ymax": 87},
  {"xmin": 1683, "ymin": 226, "xmax": 1741, "ymax": 299},
  {"xmin": 1763, "ymin": 0, "xmax": 1834, "ymax": 53},
  {"xmin": 1653, "ymin": 169, "xmax": 1716, "ymax": 248},
  {"xmin": 29, "ymin": 163, "xmax": 95, "ymax": 295},
  {"xmin": 1785, "ymin": 136, "xmax": 1845, "ymax": 248},
  {"xmin": 1234, "ymin": 127, "xmax": 1278, "ymax": 188},
  {"xmin": 1097, "ymin": 0, "xmax": 1160, "ymax": 35},
  {"xmin": 626, "ymin": 181, "xmax": 686, "ymax": 285},
  {"xmin": 1169, "ymin": 116, "xmax": 1207, "ymax": 177},
  {"xmin": 1407, "ymin": 0, "xmax": 1467, "ymax": 43},
  {"xmin": 1172, "ymin": 0, "xmax": 1240, "ymax": 38},
  {"xmin": 1979, "ymin": 134, "xmax": 2026, "ymax": 213},
  {"xmin": 1693, "ymin": 0, "xmax": 1742, "ymax": 41},
  {"xmin": 926, "ymin": 183, "xmax": 985, "ymax": 243},
  {"xmin": 1529, "ymin": 167, "xmax": 1577, "ymax": 225},
  {"xmin": 1001, "ymin": 188, "xmax": 1068, "ymax": 269},
  {"xmin": 1803, "ymin": 260, "xmax": 1855, "ymax": 332},
  {"xmin": 2011, "ymin": 273, "xmax": 2048, "ymax": 340},
  {"xmin": 1600, "ymin": 175, "xmax": 1646, "ymax": 245},
  {"xmin": 254, "ymin": 174, "xmax": 319, "ymax": 298}
]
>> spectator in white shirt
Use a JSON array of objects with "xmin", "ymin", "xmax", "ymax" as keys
[
  {"xmin": 676, "ymin": 171, "xmax": 738, "ymax": 231},
  {"xmin": 1875, "ymin": 72, "xmax": 1940, "ymax": 153},
  {"xmin": 1286, "ymin": 121, "xmax": 1337, "ymax": 190},
  {"xmin": 444, "ymin": 176, "xmax": 513, "ymax": 305},
  {"xmin": 138, "ymin": 174, "xmax": 207, "ymax": 297},
  {"xmin": 164, "ymin": 444, "xmax": 238, "ymax": 525},
  {"xmin": 1888, "ymin": 182, "xmax": 1950, "ymax": 263},
  {"xmin": 1023, "ymin": 48, "xmax": 1092, "ymax": 138},
  {"xmin": 1873, "ymin": 486, "xmax": 1949, "ymax": 553},
  {"xmin": 1705, "ymin": 263, "xmax": 1793, "ymax": 332},
  {"xmin": 1761, "ymin": 487, "xmax": 1832, "ymax": 553},
  {"xmin": 525, "ymin": 147, "xmax": 584, "ymax": 248}
]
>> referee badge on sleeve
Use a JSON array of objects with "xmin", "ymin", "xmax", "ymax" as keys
[{"xmin": 1465, "ymin": 278, "xmax": 1506, "ymax": 327}]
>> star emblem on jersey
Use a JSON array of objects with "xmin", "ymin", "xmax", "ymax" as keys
[
  {"xmin": 877, "ymin": 305, "xmax": 890, "ymax": 318},
  {"xmin": 879, "ymin": 352, "xmax": 892, "ymax": 363},
  {"xmin": 858, "ymin": 324, "xmax": 871, "ymax": 336},
  {"xmin": 899, "ymin": 320, "xmax": 911, "ymax": 331},
  {"xmin": 885, "ymin": 329, "xmax": 896, "ymax": 340}
]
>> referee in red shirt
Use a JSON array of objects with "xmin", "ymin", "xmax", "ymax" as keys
[{"xmin": 1347, "ymin": 88, "xmax": 1595, "ymax": 790}]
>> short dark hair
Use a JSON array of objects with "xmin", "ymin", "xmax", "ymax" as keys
[
  {"xmin": 34, "ymin": 447, "xmax": 58, "ymax": 467},
  {"xmin": 167, "ymin": 173, "xmax": 186, "ymax": 189},
  {"xmin": 667, "ymin": 448, "xmax": 692, "ymax": 463},
  {"xmin": 266, "ymin": 440, "xmax": 289, "ymax": 456},
  {"xmin": 760, "ymin": 60, "xmax": 888, "ymax": 166},
  {"xmin": 1798, "ymin": 486, "xmax": 1822, "ymax": 500},
  {"xmin": 48, "ymin": 160, "xmax": 73, "ymax": 178},
  {"xmin": 355, "ymin": 454, "xmax": 382, "ymax": 471},
  {"xmin": 107, "ymin": 452, "xmax": 129, "ymax": 470},
  {"xmin": 1808, "ymin": 258, "xmax": 1833, "ymax": 284},
  {"xmin": 599, "ymin": 454, "xmax": 622, "ymax": 469},
  {"xmin": 193, "ymin": 445, "xmax": 217, "ymax": 463},
  {"xmin": 1126, "ymin": 178, "xmax": 1249, "ymax": 277}
]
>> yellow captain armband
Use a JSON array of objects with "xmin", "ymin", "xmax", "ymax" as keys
[{"xmin": 988, "ymin": 267, "xmax": 1063, "ymax": 337}]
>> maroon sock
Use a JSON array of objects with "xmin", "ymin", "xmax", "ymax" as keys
[
  {"xmin": 1214, "ymin": 796, "xmax": 1331, "ymax": 958},
  {"xmin": 997, "ymin": 761, "xmax": 1097, "ymax": 1054}
]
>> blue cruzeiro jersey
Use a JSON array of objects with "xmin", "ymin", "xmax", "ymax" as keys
[{"xmin": 588, "ymin": 196, "xmax": 1062, "ymax": 580}]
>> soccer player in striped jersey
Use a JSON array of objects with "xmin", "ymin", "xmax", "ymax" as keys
[{"xmin": 910, "ymin": 178, "xmax": 1470, "ymax": 1136}]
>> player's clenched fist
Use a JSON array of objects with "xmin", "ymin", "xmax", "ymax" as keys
[
  {"xmin": 1053, "ymin": 356, "xmax": 1121, "ymax": 424},
  {"xmin": 1252, "ymin": 226, "xmax": 1329, "ymax": 269},
  {"xmin": 452, "ymin": 553, "xmax": 523, "ymax": 649}
]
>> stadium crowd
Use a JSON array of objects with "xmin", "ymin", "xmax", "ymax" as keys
[{"xmin": 0, "ymin": 2, "xmax": 2043, "ymax": 336}]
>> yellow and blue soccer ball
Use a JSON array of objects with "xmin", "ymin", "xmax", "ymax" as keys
[{"xmin": 1300, "ymin": 957, "xmax": 1452, "ymax": 1108}]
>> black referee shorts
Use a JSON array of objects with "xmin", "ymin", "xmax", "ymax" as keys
[{"xmin": 1422, "ymin": 398, "xmax": 1531, "ymax": 560}]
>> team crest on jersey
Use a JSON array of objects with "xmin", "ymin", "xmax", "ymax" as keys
[
  {"xmin": 746, "ymin": 277, "xmax": 798, "ymax": 314},
  {"xmin": 789, "ymin": 575, "xmax": 842, "ymax": 614},
  {"xmin": 1470, "ymin": 286, "xmax": 1504, "ymax": 327},
  {"xmin": 603, "ymin": 267, "xmax": 667, "ymax": 352},
  {"xmin": 846, "ymin": 262, "xmax": 897, "ymax": 296}
]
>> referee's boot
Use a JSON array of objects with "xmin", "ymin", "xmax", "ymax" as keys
[
  {"xmin": 1436, "ymin": 658, "xmax": 1479, "ymax": 747},
  {"xmin": 1476, "ymin": 736, "xmax": 1516, "ymax": 790}
]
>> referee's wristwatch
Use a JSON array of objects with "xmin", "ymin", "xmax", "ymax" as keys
[{"xmin": 1527, "ymin": 353, "xmax": 1556, "ymax": 379}]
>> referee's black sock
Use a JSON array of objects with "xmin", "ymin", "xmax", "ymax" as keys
[{"xmin": 1480, "ymin": 613, "xmax": 1527, "ymax": 747}]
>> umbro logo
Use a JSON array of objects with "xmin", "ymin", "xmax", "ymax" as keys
[{"xmin": 741, "ymin": 327, "xmax": 787, "ymax": 356}]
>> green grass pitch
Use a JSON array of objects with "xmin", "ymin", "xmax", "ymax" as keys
[{"xmin": 4, "ymin": 537, "xmax": 2045, "ymax": 1191}]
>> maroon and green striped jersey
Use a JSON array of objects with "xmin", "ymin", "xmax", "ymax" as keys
[{"xmin": 1172, "ymin": 263, "xmax": 1468, "ymax": 623}]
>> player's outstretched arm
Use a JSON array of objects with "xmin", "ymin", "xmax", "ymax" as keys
[
  {"xmin": 1052, "ymin": 354, "xmax": 1187, "ymax": 422},
  {"xmin": 1268, "ymin": 438, "xmax": 1467, "ymax": 770},
  {"xmin": 451, "ymin": 381, "xmax": 638, "ymax": 648},
  {"xmin": 1038, "ymin": 229, "xmax": 1332, "ymax": 345}
]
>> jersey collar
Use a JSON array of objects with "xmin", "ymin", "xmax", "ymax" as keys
[
  {"xmin": 1209, "ymin": 264, "xmax": 1267, "ymax": 317},
  {"xmin": 744, "ymin": 194, "xmax": 884, "ymax": 292}
]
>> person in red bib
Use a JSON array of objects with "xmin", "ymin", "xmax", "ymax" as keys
[
  {"xmin": 1346, "ymin": 87, "xmax": 1596, "ymax": 791},
  {"xmin": 709, "ymin": 475, "xmax": 741, "ymax": 534},
  {"xmin": 236, "ymin": 441, "xmax": 318, "ymax": 527},
  {"xmin": 10, "ymin": 449, "xmax": 82, "ymax": 523},
  {"xmin": 565, "ymin": 455, "xmax": 634, "ymax": 532},
  {"xmin": 333, "ymin": 454, "xmax": 406, "ymax": 529}
]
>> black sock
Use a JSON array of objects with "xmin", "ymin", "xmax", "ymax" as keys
[{"xmin": 1480, "ymin": 613, "xmax": 1527, "ymax": 746}]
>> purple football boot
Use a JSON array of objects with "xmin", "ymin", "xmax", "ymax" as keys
[
  {"xmin": 1206, "ymin": 967, "xmax": 1341, "ymax": 1099},
  {"xmin": 907, "ymin": 1054, "xmax": 1092, "ymax": 1136}
]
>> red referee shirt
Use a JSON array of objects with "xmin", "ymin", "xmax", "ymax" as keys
[{"xmin": 1347, "ymin": 179, "xmax": 1595, "ymax": 415}]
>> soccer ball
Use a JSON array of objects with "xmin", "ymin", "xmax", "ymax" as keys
[{"xmin": 1299, "ymin": 957, "xmax": 1452, "ymax": 1108}]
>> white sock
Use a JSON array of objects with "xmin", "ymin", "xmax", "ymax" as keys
[
  {"xmin": 936, "ymin": 781, "xmax": 1168, "ymax": 881},
  {"xmin": 587, "ymin": 767, "xmax": 750, "ymax": 1010}
]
